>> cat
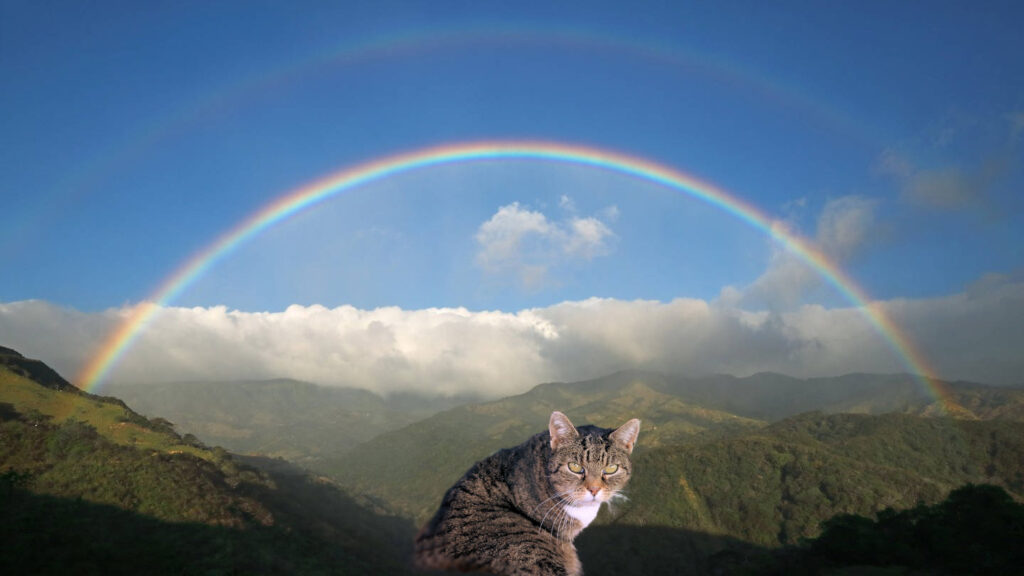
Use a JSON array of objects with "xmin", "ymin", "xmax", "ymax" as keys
[{"xmin": 414, "ymin": 411, "xmax": 640, "ymax": 576}]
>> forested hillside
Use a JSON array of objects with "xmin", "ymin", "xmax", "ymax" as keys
[
  {"xmin": 0, "ymin": 349, "xmax": 416, "ymax": 575},
  {"xmin": 322, "ymin": 375, "xmax": 763, "ymax": 521},
  {"xmin": 603, "ymin": 413, "xmax": 1024, "ymax": 548},
  {"xmin": 579, "ymin": 483, "xmax": 1024, "ymax": 576},
  {"xmin": 325, "ymin": 371, "xmax": 1024, "ymax": 525}
]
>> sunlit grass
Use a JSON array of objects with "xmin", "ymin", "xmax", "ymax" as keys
[{"xmin": 0, "ymin": 367, "xmax": 211, "ymax": 460}]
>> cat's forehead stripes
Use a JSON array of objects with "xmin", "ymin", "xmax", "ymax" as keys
[
  {"xmin": 567, "ymin": 430, "xmax": 624, "ymax": 462},
  {"xmin": 579, "ymin": 434, "xmax": 607, "ymax": 461}
]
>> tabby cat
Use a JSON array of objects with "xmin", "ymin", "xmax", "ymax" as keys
[{"xmin": 414, "ymin": 411, "xmax": 640, "ymax": 576}]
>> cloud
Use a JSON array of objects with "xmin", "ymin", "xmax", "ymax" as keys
[
  {"xmin": 558, "ymin": 195, "xmax": 576, "ymax": 212},
  {"xmin": 564, "ymin": 217, "xmax": 614, "ymax": 259},
  {"xmin": 727, "ymin": 195, "xmax": 879, "ymax": 308},
  {"xmin": 1010, "ymin": 111, "xmax": 1024, "ymax": 141},
  {"xmin": 877, "ymin": 111, "xmax": 1021, "ymax": 210},
  {"xmin": 474, "ymin": 202, "xmax": 616, "ymax": 289},
  {"xmin": 816, "ymin": 195, "xmax": 880, "ymax": 260},
  {"xmin": 878, "ymin": 151, "xmax": 1001, "ymax": 209},
  {"xmin": 2, "ymin": 273, "xmax": 1022, "ymax": 397}
]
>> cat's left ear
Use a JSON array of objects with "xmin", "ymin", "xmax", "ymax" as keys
[
  {"xmin": 610, "ymin": 419, "xmax": 641, "ymax": 454},
  {"xmin": 549, "ymin": 411, "xmax": 579, "ymax": 451}
]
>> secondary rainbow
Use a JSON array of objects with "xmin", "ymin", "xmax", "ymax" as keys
[{"xmin": 77, "ymin": 140, "xmax": 946, "ymax": 407}]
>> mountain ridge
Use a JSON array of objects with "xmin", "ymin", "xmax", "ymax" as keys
[
  {"xmin": 6, "ymin": 346, "xmax": 1024, "ymax": 574},
  {"xmin": 0, "ymin": 347, "xmax": 419, "ymax": 574},
  {"xmin": 322, "ymin": 369, "xmax": 1024, "ymax": 526},
  {"xmin": 103, "ymin": 377, "xmax": 478, "ymax": 463}
]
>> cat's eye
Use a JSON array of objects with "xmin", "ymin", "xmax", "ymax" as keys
[
  {"xmin": 567, "ymin": 462, "xmax": 584, "ymax": 474},
  {"xmin": 603, "ymin": 464, "xmax": 619, "ymax": 475}
]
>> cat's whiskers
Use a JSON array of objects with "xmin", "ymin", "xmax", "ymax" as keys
[
  {"xmin": 542, "ymin": 496, "xmax": 573, "ymax": 534},
  {"xmin": 557, "ymin": 500, "xmax": 576, "ymax": 541},
  {"xmin": 535, "ymin": 491, "xmax": 573, "ymax": 534},
  {"xmin": 530, "ymin": 490, "xmax": 571, "ymax": 518},
  {"xmin": 533, "ymin": 491, "xmax": 571, "ymax": 515},
  {"xmin": 546, "ymin": 500, "xmax": 566, "ymax": 541}
]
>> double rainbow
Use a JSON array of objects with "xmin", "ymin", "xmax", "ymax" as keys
[{"xmin": 77, "ymin": 140, "xmax": 945, "ymax": 408}]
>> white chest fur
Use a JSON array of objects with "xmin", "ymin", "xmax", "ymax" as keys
[{"xmin": 564, "ymin": 502, "xmax": 602, "ymax": 527}]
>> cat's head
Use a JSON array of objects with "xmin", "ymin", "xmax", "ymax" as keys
[{"xmin": 546, "ymin": 411, "xmax": 640, "ymax": 507}]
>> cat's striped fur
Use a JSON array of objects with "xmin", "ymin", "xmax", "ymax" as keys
[{"xmin": 414, "ymin": 411, "xmax": 640, "ymax": 576}]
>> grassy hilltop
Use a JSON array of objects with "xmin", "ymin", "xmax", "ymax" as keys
[{"xmin": 0, "ymin": 347, "xmax": 416, "ymax": 575}]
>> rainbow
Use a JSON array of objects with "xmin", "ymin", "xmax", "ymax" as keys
[
  {"xmin": 9, "ymin": 25, "xmax": 878, "ymax": 260},
  {"xmin": 77, "ymin": 140, "xmax": 947, "ymax": 408}
]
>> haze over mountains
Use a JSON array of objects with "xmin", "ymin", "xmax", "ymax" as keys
[
  {"xmin": 103, "ymin": 379, "xmax": 477, "ymax": 464},
  {"xmin": 107, "ymin": 369, "xmax": 1023, "ymax": 468},
  {"xmin": 4, "ymin": 346, "xmax": 1024, "ymax": 574}
]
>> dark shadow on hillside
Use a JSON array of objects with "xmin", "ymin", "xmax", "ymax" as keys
[
  {"xmin": 407, "ymin": 522, "xmax": 773, "ymax": 576},
  {"xmin": 577, "ymin": 524, "xmax": 775, "ymax": 576},
  {"xmin": 235, "ymin": 453, "xmax": 419, "ymax": 552},
  {"xmin": 0, "ymin": 479, "xmax": 421, "ymax": 575}
]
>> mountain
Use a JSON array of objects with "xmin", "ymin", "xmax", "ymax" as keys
[
  {"xmin": 104, "ymin": 370, "xmax": 1024, "ymax": 470},
  {"xmin": 618, "ymin": 412, "xmax": 1024, "ymax": 547},
  {"xmin": 577, "ymin": 411, "xmax": 1024, "ymax": 576},
  {"xmin": 0, "ymin": 348, "xmax": 418, "ymax": 575},
  {"xmin": 796, "ymin": 483, "xmax": 1024, "ymax": 575},
  {"xmin": 6, "ymin": 346, "xmax": 1023, "ymax": 574},
  {"xmin": 103, "ymin": 379, "xmax": 476, "ymax": 463},
  {"xmin": 1, "ymin": 345, "xmax": 80, "ymax": 393},
  {"xmin": 314, "ymin": 370, "xmax": 1024, "ymax": 575},
  {"xmin": 320, "ymin": 372, "xmax": 766, "ymax": 522},
  {"xmin": 648, "ymin": 370, "xmax": 1024, "ymax": 421},
  {"xmin": 323, "ymin": 370, "xmax": 1024, "ymax": 523},
  {"xmin": 580, "ymin": 482, "xmax": 1024, "ymax": 576}
]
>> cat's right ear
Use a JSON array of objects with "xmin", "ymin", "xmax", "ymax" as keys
[{"xmin": 549, "ymin": 411, "xmax": 578, "ymax": 451}]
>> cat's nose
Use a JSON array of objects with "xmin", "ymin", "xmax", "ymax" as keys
[{"xmin": 587, "ymin": 486, "xmax": 601, "ymax": 496}]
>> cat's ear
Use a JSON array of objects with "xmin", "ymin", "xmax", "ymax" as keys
[
  {"xmin": 610, "ymin": 418, "xmax": 641, "ymax": 454},
  {"xmin": 549, "ymin": 411, "xmax": 579, "ymax": 451}
]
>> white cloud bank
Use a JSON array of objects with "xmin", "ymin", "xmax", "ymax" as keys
[{"xmin": 3, "ymin": 273, "xmax": 1022, "ymax": 396}]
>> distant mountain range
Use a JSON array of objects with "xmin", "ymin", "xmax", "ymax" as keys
[
  {"xmin": 316, "ymin": 370, "xmax": 1024, "ymax": 525},
  {"xmin": 104, "ymin": 379, "xmax": 476, "ymax": 464},
  {"xmin": 4, "ymin": 346, "xmax": 1023, "ymax": 575},
  {"xmin": 645, "ymin": 370, "xmax": 1024, "ymax": 421},
  {"xmin": 104, "ymin": 369, "xmax": 1024, "ymax": 471}
]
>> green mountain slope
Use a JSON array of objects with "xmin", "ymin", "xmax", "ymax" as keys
[
  {"xmin": 1, "ymin": 345, "xmax": 80, "ymax": 393},
  {"xmin": 0, "ymin": 348, "xmax": 417, "ymax": 575},
  {"xmin": 7, "ymin": 346, "xmax": 1023, "ymax": 574},
  {"xmin": 619, "ymin": 412, "xmax": 1024, "ymax": 547},
  {"xmin": 104, "ymin": 379, "xmax": 474, "ymax": 463},
  {"xmin": 320, "ymin": 369, "xmax": 1024, "ymax": 573},
  {"xmin": 1, "ymin": 351, "xmax": 211, "ymax": 460},
  {"xmin": 324, "ymin": 370, "xmax": 1024, "ymax": 524},
  {"xmin": 573, "ymin": 413, "xmax": 1024, "ymax": 575},
  {"xmin": 579, "ymin": 482, "xmax": 1024, "ymax": 576},
  {"xmin": 323, "ymin": 372, "xmax": 764, "ymax": 522}
]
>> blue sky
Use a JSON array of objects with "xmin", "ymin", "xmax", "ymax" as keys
[{"xmin": 2, "ymin": 1, "xmax": 1022, "ymax": 392}]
